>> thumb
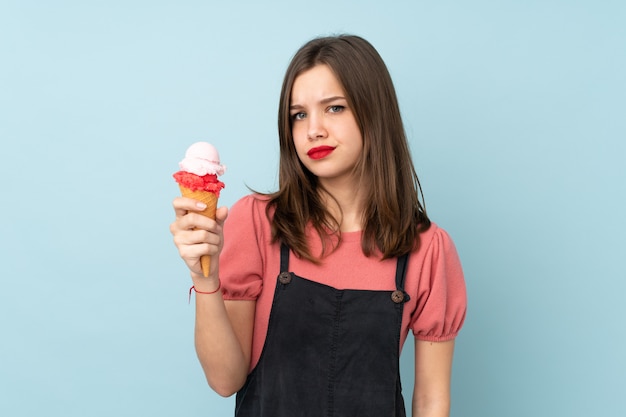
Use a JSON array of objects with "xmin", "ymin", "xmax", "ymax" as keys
[{"xmin": 215, "ymin": 206, "xmax": 229, "ymax": 226}]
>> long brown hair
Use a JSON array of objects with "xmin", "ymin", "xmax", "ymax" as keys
[{"xmin": 265, "ymin": 34, "xmax": 430, "ymax": 262}]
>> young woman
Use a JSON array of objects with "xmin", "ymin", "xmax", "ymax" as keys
[{"xmin": 171, "ymin": 35, "xmax": 466, "ymax": 417}]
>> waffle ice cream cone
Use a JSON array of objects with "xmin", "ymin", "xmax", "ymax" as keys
[
  {"xmin": 178, "ymin": 185, "xmax": 218, "ymax": 219},
  {"xmin": 179, "ymin": 185, "xmax": 218, "ymax": 277}
]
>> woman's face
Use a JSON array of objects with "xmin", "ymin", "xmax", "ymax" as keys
[{"xmin": 289, "ymin": 64, "xmax": 363, "ymax": 189}]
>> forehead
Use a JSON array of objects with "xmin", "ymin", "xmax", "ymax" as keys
[{"xmin": 290, "ymin": 64, "xmax": 346, "ymax": 102}]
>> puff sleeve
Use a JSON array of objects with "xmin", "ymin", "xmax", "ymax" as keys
[
  {"xmin": 219, "ymin": 195, "xmax": 268, "ymax": 300},
  {"xmin": 410, "ymin": 227, "xmax": 467, "ymax": 342}
]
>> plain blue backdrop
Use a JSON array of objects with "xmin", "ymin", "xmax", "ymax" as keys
[{"xmin": 1, "ymin": 1, "xmax": 624, "ymax": 416}]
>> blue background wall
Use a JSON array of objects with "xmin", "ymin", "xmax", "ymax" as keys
[{"xmin": 1, "ymin": 1, "xmax": 624, "ymax": 416}]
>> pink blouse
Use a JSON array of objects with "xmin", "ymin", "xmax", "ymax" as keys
[{"xmin": 220, "ymin": 195, "xmax": 467, "ymax": 371}]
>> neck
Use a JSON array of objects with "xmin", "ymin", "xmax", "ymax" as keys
[{"xmin": 319, "ymin": 177, "xmax": 364, "ymax": 232}]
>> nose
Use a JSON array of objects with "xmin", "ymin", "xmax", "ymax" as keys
[{"xmin": 307, "ymin": 114, "xmax": 327, "ymax": 141}]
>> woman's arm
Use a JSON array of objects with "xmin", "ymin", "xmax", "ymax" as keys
[
  {"xmin": 194, "ymin": 293, "xmax": 255, "ymax": 396},
  {"xmin": 171, "ymin": 198, "xmax": 254, "ymax": 397},
  {"xmin": 412, "ymin": 339, "xmax": 455, "ymax": 417}
]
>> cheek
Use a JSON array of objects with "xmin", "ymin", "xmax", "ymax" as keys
[
  {"xmin": 291, "ymin": 122, "xmax": 306, "ymax": 140},
  {"xmin": 291, "ymin": 126, "xmax": 307, "ymax": 152}
]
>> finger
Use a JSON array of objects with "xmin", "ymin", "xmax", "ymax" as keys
[
  {"xmin": 175, "ymin": 233, "xmax": 222, "ymax": 267},
  {"xmin": 177, "ymin": 241, "xmax": 210, "ymax": 262},
  {"xmin": 215, "ymin": 206, "xmax": 229, "ymax": 226},
  {"xmin": 170, "ymin": 214, "xmax": 201, "ymax": 234},
  {"xmin": 172, "ymin": 196, "xmax": 209, "ymax": 217},
  {"xmin": 170, "ymin": 212, "xmax": 217, "ymax": 234},
  {"xmin": 174, "ymin": 228, "xmax": 221, "ymax": 247}
]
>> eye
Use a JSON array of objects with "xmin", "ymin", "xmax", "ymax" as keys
[
  {"xmin": 328, "ymin": 105, "xmax": 345, "ymax": 113},
  {"xmin": 291, "ymin": 112, "xmax": 306, "ymax": 121}
]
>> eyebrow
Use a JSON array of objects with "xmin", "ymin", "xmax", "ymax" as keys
[{"xmin": 290, "ymin": 95, "xmax": 347, "ymax": 110}]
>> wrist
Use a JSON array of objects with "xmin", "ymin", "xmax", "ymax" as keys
[
  {"xmin": 190, "ymin": 268, "xmax": 218, "ymax": 282},
  {"xmin": 190, "ymin": 272, "xmax": 221, "ymax": 291},
  {"xmin": 188, "ymin": 278, "xmax": 222, "ymax": 302}
]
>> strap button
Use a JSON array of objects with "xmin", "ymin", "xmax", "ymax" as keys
[
  {"xmin": 391, "ymin": 290, "xmax": 405, "ymax": 304},
  {"xmin": 278, "ymin": 272, "xmax": 292, "ymax": 284}
]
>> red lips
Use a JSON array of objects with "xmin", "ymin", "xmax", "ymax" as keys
[{"xmin": 307, "ymin": 146, "xmax": 335, "ymax": 160}]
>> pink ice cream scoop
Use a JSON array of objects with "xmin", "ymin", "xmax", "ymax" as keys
[{"xmin": 179, "ymin": 142, "xmax": 226, "ymax": 176}]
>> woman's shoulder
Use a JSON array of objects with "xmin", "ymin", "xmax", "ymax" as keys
[
  {"xmin": 230, "ymin": 193, "xmax": 272, "ymax": 214},
  {"xmin": 226, "ymin": 193, "xmax": 273, "ymax": 231},
  {"xmin": 414, "ymin": 221, "xmax": 459, "ymax": 256}
]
